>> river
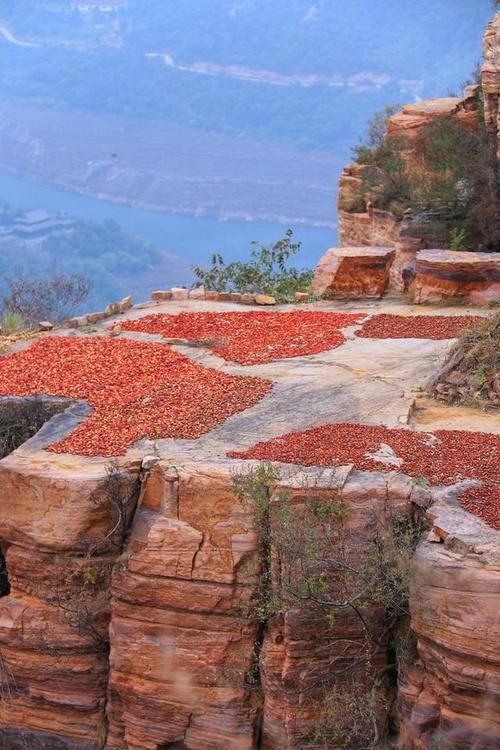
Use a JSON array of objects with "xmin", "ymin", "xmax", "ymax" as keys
[{"xmin": 0, "ymin": 173, "xmax": 336, "ymax": 303}]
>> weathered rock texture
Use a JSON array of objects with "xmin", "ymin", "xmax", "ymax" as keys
[
  {"xmin": 0, "ymin": 427, "xmax": 439, "ymax": 750},
  {"xmin": 399, "ymin": 499, "xmax": 500, "ymax": 749},
  {"xmin": 105, "ymin": 462, "xmax": 260, "ymax": 750},
  {"xmin": 337, "ymin": 94, "xmax": 483, "ymax": 253},
  {"xmin": 414, "ymin": 249, "xmax": 500, "ymax": 305},
  {"xmin": 482, "ymin": 13, "xmax": 500, "ymax": 157},
  {"xmin": 0, "ymin": 448, "xmax": 140, "ymax": 750},
  {"xmin": 387, "ymin": 97, "xmax": 480, "ymax": 142},
  {"xmin": 312, "ymin": 246, "xmax": 395, "ymax": 299},
  {"xmin": 259, "ymin": 471, "xmax": 416, "ymax": 749},
  {"xmin": 333, "ymin": 13, "xmax": 500, "ymax": 307}
]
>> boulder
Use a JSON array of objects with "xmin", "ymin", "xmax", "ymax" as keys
[
  {"xmin": 86, "ymin": 311, "xmax": 105, "ymax": 325},
  {"xmin": 204, "ymin": 290, "xmax": 221, "ymax": 301},
  {"xmin": 255, "ymin": 294, "xmax": 276, "ymax": 306},
  {"xmin": 189, "ymin": 286, "xmax": 205, "ymax": 300},
  {"xmin": 414, "ymin": 249, "xmax": 500, "ymax": 304},
  {"xmin": 119, "ymin": 295, "xmax": 133, "ymax": 312},
  {"xmin": 38, "ymin": 321, "xmax": 53, "ymax": 332},
  {"xmin": 151, "ymin": 290, "xmax": 173, "ymax": 301},
  {"xmin": 312, "ymin": 246, "xmax": 395, "ymax": 299}
]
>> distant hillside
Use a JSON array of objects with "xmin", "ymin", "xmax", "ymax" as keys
[{"xmin": 0, "ymin": 0, "xmax": 492, "ymax": 151}]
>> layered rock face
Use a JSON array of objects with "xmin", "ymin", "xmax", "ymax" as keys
[
  {"xmin": 483, "ymin": 13, "xmax": 500, "ymax": 157},
  {"xmin": 387, "ymin": 97, "xmax": 480, "ymax": 143},
  {"xmin": 399, "ymin": 501, "xmax": 500, "ymax": 749},
  {"xmin": 333, "ymin": 12, "xmax": 500, "ymax": 306},
  {"xmin": 1, "ymin": 442, "xmax": 422, "ymax": 750},
  {"xmin": 414, "ymin": 250, "xmax": 500, "ymax": 305},
  {"xmin": 0, "ymin": 447, "xmax": 140, "ymax": 750},
  {"xmin": 338, "ymin": 91, "xmax": 483, "ymax": 252},
  {"xmin": 106, "ymin": 462, "xmax": 418, "ymax": 750},
  {"xmin": 105, "ymin": 462, "xmax": 260, "ymax": 750},
  {"xmin": 312, "ymin": 246, "xmax": 395, "ymax": 299},
  {"xmin": 259, "ymin": 471, "xmax": 417, "ymax": 750}
]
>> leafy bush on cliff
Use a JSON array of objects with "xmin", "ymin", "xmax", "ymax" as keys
[
  {"xmin": 234, "ymin": 464, "xmax": 425, "ymax": 748},
  {"xmin": 354, "ymin": 109, "xmax": 500, "ymax": 252},
  {"xmin": 430, "ymin": 312, "xmax": 500, "ymax": 407},
  {"xmin": 192, "ymin": 229, "xmax": 313, "ymax": 302}
]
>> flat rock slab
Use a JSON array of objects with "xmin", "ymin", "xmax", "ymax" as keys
[
  {"xmin": 312, "ymin": 246, "xmax": 395, "ymax": 299},
  {"xmin": 414, "ymin": 249, "xmax": 500, "ymax": 304}
]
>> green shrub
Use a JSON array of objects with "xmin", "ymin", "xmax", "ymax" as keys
[
  {"xmin": 192, "ymin": 230, "xmax": 313, "ymax": 302},
  {"xmin": 0, "ymin": 312, "xmax": 27, "ymax": 335},
  {"xmin": 353, "ymin": 105, "xmax": 500, "ymax": 251}
]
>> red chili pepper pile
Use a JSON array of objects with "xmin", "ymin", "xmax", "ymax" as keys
[
  {"xmin": 0, "ymin": 337, "xmax": 272, "ymax": 457},
  {"xmin": 228, "ymin": 423, "xmax": 500, "ymax": 529},
  {"xmin": 356, "ymin": 314, "xmax": 486, "ymax": 340},
  {"xmin": 120, "ymin": 311, "xmax": 364, "ymax": 365}
]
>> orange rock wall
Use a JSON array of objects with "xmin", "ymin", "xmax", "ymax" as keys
[
  {"xmin": 105, "ymin": 463, "xmax": 260, "ymax": 750},
  {"xmin": 399, "ymin": 510, "xmax": 500, "ymax": 749},
  {"xmin": 0, "ymin": 451, "xmax": 140, "ymax": 750},
  {"xmin": 482, "ymin": 13, "xmax": 500, "ymax": 157},
  {"xmin": 106, "ymin": 464, "xmax": 417, "ymax": 750}
]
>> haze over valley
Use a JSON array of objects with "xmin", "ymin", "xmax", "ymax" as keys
[{"xmin": 0, "ymin": 0, "xmax": 493, "ymax": 306}]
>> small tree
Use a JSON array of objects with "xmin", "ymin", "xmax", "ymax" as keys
[
  {"xmin": 353, "ymin": 106, "xmax": 500, "ymax": 250},
  {"xmin": 2, "ymin": 272, "xmax": 90, "ymax": 325},
  {"xmin": 192, "ymin": 230, "xmax": 313, "ymax": 302}
]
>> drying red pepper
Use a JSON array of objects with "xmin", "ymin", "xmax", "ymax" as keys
[
  {"xmin": 120, "ymin": 310, "xmax": 364, "ymax": 365},
  {"xmin": 356, "ymin": 314, "xmax": 486, "ymax": 340},
  {"xmin": 0, "ymin": 336, "xmax": 271, "ymax": 457},
  {"xmin": 229, "ymin": 423, "xmax": 500, "ymax": 529}
]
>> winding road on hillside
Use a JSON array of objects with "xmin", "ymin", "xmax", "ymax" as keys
[{"xmin": 0, "ymin": 25, "xmax": 39, "ymax": 48}]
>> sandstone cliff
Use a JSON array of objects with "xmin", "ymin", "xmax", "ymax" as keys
[{"xmin": 0, "ymin": 12, "xmax": 498, "ymax": 750}]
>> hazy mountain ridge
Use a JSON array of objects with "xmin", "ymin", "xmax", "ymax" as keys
[{"xmin": 0, "ymin": 0, "xmax": 492, "ymax": 150}]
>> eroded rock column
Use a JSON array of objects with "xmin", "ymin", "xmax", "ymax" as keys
[
  {"xmin": 106, "ymin": 462, "xmax": 261, "ymax": 750},
  {"xmin": 399, "ymin": 503, "xmax": 500, "ymax": 749},
  {"xmin": 0, "ymin": 450, "xmax": 140, "ymax": 750}
]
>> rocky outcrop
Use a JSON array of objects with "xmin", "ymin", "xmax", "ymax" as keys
[
  {"xmin": 259, "ymin": 471, "xmax": 416, "ymax": 749},
  {"xmin": 387, "ymin": 97, "xmax": 480, "ymax": 142},
  {"xmin": 337, "ymin": 92, "xmax": 482, "ymax": 252},
  {"xmin": 0, "ymin": 446, "xmax": 140, "ymax": 750},
  {"xmin": 312, "ymin": 246, "xmax": 395, "ymax": 299},
  {"xmin": 413, "ymin": 249, "xmax": 500, "ymax": 305},
  {"xmin": 399, "ymin": 499, "xmax": 500, "ymax": 749},
  {"xmin": 338, "ymin": 170, "xmax": 401, "ymax": 248},
  {"xmin": 334, "ymin": 13, "xmax": 500, "ymax": 308},
  {"xmin": 482, "ymin": 13, "xmax": 500, "ymax": 157},
  {"xmin": 105, "ymin": 462, "xmax": 260, "ymax": 750}
]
